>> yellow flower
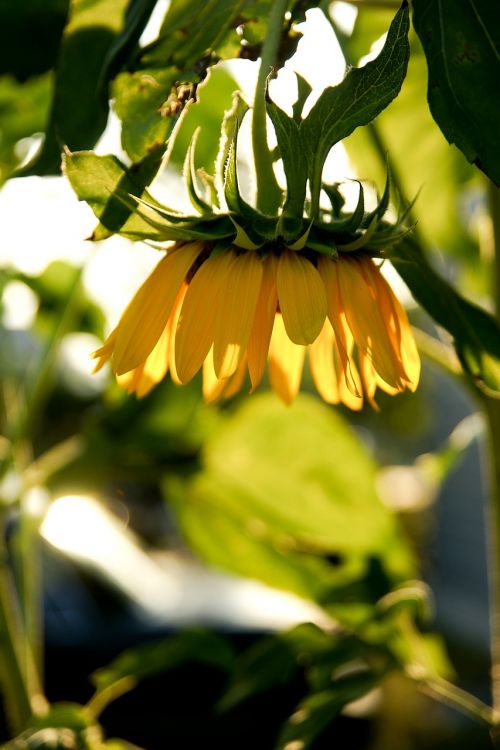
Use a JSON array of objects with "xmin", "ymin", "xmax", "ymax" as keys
[{"xmin": 93, "ymin": 241, "xmax": 420, "ymax": 408}]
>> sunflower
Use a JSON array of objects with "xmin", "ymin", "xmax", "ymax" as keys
[
  {"xmin": 81, "ymin": 74, "xmax": 421, "ymax": 410},
  {"xmin": 93, "ymin": 240, "xmax": 419, "ymax": 409}
]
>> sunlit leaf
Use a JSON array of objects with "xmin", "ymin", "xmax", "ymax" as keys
[
  {"xmin": 63, "ymin": 147, "xmax": 165, "ymax": 240},
  {"xmin": 413, "ymin": 0, "xmax": 500, "ymax": 184},
  {"xmin": 301, "ymin": 3, "xmax": 410, "ymax": 216},
  {"xmin": 341, "ymin": 15, "xmax": 478, "ymax": 261}
]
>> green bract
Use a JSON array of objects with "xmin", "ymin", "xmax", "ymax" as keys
[{"xmin": 65, "ymin": 4, "xmax": 411, "ymax": 259}]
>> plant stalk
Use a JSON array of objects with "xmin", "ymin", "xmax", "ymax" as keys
[
  {"xmin": 252, "ymin": 0, "xmax": 288, "ymax": 215},
  {"xmin": 485, "ymin": 182, "xmax": 500, "ymax": 728}
]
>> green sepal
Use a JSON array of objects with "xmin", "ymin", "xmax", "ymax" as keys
[
  {"xmin": 229, "ymin": 217, "xmax": 261, "ymax": 250},
  {"xmin": 362, "ymin": 163, "xmax": 391, "ymax": 228},
  {"xmin": 326, "ymin": 182, "xmax": 365, "ymax": 233},
  {"xmin": 336, "ymin": 214, "xmax": 378, "ymax": 252},
  {"xmin": 266, "ymin": 97, "xmax": 306, "ymax": 219},
  {"xmin": 286, "ymin": 221, "xmax": 312, "ymax": 251},
  {"xmin": 114, "ymin": 192, "xmax": 235, "ymax": 241},
  {"xmin": 292, "ymin": 73, "xmax": 312, "ymax": 123},
  {"xmin": 183, "ymin": 127, "xmax": 212, "ymax": 214},
  {"xmin": 216, "ymin": 92, "xmax": 249, "ymax": 207},
  {"xmin": 322, "ymin": 183, "xmax": 346, "ymax": 218}
]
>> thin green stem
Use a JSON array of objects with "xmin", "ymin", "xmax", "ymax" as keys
[
  {"xmin": 489, "ymin": 183, "xmax": 500, "ymax": 321},
  {"xmin": 484, "ymin": 181, "xmax": 500, "ymax": 727},
  {"xmin": 0, "ymin": 535, "xmax": 47, "ymax": 733},
  {"xmin": 419, "ymin": 676, "xmax": 498, "ymax": 730},
  {"xmin": 0, "ymin": 263, "xmax": 84, "ymax": 730},
  {"xmin": 252, "ymin": 0, "xmax": 287, "ymax": 215}
]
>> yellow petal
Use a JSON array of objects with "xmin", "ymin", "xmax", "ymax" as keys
[
  {"xmin": 202, "ymin": 348, "xmax": 227, "ymax": 403},
  {"xmin": 113, "ymin": 241, "xmax": 203, "ymax": 375},
  {"xmin": 202, "ymin": 349, "xmax": 247, "ymax": 403},
  {"xmin": 336, "ymin": 257, "xmax": 404, "ymax": 388},
  {"xmin": 213, "ymin": 251, "xmax": 263, "ymax": 379},
  {"xmin": 175, "ymin": 251, "xmax": 234, "ymax": 384},
  {"xmin": 365, "ymin": 261, "xmax": 420, "ymax": 391},
  {"xmin": 92, "ymin": 328, "xmax": 118, "ymax": 372},
  {"xmin": 336, "ymin": 350, "xmax": 363, "ymax": 411},
  {"xmin": 277, "ymin": 251, "xmax": 326, "ymax": 345},
  {"xmin": 167, "ymin": 282, "xmax": 188, "ymax": 385},
  {"xmin": 269, "ymin": 313, "xmax": 305, "ymax": 404},
  {"xmin": 317, "ymin": 256, "xmax": 361, "ymax": 398},
  {"xmin": 116, "ymin": 366, "xmax": 141, "ymax": 393},
  {"xmin": 308, "ymin": 321, "xmax": 340, "ymax": 404},
  {"xmin": 247, "ymin": 255, "xmax": 278, "ymax": 390},
  {"xmin": 135, "ymin": 323, "xmax": 171, "ymax": 398}
]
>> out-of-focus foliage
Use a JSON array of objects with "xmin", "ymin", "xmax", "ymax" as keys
[{"xmin": 168, "ymin": 394, "xmax": 415, "ymax": 628}]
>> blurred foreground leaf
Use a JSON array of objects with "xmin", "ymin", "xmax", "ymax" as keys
[
  {"xmin": 92, "ymin": 629, "xmax": 234, "ymax": 694},
  {"xmin": 23, "ymin": 0, "xmax": 133, "ymax": 175},
  {"xmin": 413, "ymin": 0, "xmax": 500, "ymax": 184},
  {"xmin": 168, "ymin": 394, "xmax": 415, "ymax": 626}
]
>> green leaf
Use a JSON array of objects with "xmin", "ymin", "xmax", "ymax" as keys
[
  {"xmin": 92, "ymin": 630, "xmax": 234, "ymax": 693},
  {"xmin": 0, "ymin": 0, "xmax": 68, "ymax": 81},
  {"xmin": 267, "ymin": 98, "xmax": 307, "ymax": 220},
  {"xmin": 168, "ymin": 394, "xmax": 415, "ymax": 626},
  {"xmin": 23, "ymin": 0, "xmax": 131, "ymax": 175},
  {"xmin": 341, "ymin": 15, "xmax": 477, "ymax": 263},
  {"xmin": 63, "ymin": 147, "xmax": 165, "ymax": 240},
  {"xmin": 112, "ymin": 66, "xmax": 183, "ymax": 163},
  {"xmin": 413, "ymin": 0, "xmax": 500, "ymax": 184},
  {"xmin": 0, "ymin": 73, "xmax": 52, "ymax": 184},
  {"xmin": 275, "ymin": 672, "xmax": 380, "ymax": 750},
  {"xmin": 203, "ymin": 394, "xmax": 395, "ymax": 554},
  {"xmin": 300, "ymin": 3, "xmax": 410, "ymax": 217},
  {"xmin": 218, "ymin": 623, "xmax": 335, "ymax": 712},
  {"xmin": 392, "ymin": 238, "xmax": 500, "ymax": 394}
]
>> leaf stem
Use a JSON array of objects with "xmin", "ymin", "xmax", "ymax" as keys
[{"xmin": 251, "ymin": 0, "xmax": 287, "ymax": 215}]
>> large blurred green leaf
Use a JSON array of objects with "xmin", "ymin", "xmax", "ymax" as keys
[
  {"xmin": 341, "ymin": 11, "xmax": 477, "ymax": 259},
  {"xmin": 392, "ymin": 238, "xmax": 500, "ymax": 395},
  {"xmin": 275, "ymin": 672, "xmax": 380, "ymax": 750},
  {"xmin": 92, "ymin": 629, "xmax": 234, "ymax": 693},
  {"xmin": 203, "ymin": 394, "xmax": 394, "ymax": 553},
  {"xmin": 23, "ymin": 0, "xmax": 133, "ymax": 175},
  {"xmin": 0, "ymin": 73, "xmax": 52, "ymax": 183},
  {"xmin": 168, "ymin": 394, "xmax": 415, "ymax": 625},
  {"xmin": 413, "ymin": 0, "xmax": 500, "ymax": 185},
  {"xmin": 0, "ymin": 0, "xmax": 69, "ymax": 81}
]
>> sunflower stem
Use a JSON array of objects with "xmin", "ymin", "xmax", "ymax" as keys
[
  {"xmin": 484, "ymin": 183, "xmax": 500, "ymax": 728},
  {"xmin": 252, "ymin": 0, "xmax": 287, "ymax": 215}
]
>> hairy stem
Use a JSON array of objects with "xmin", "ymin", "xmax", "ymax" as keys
[{"xmin": 252, "ymin": 0, "xmax": 287, "ymax": 215}]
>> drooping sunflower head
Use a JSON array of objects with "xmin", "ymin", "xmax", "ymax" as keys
[{"xmin": 90, "ymin": 81, "xmax": 420, "ymax": 410}]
